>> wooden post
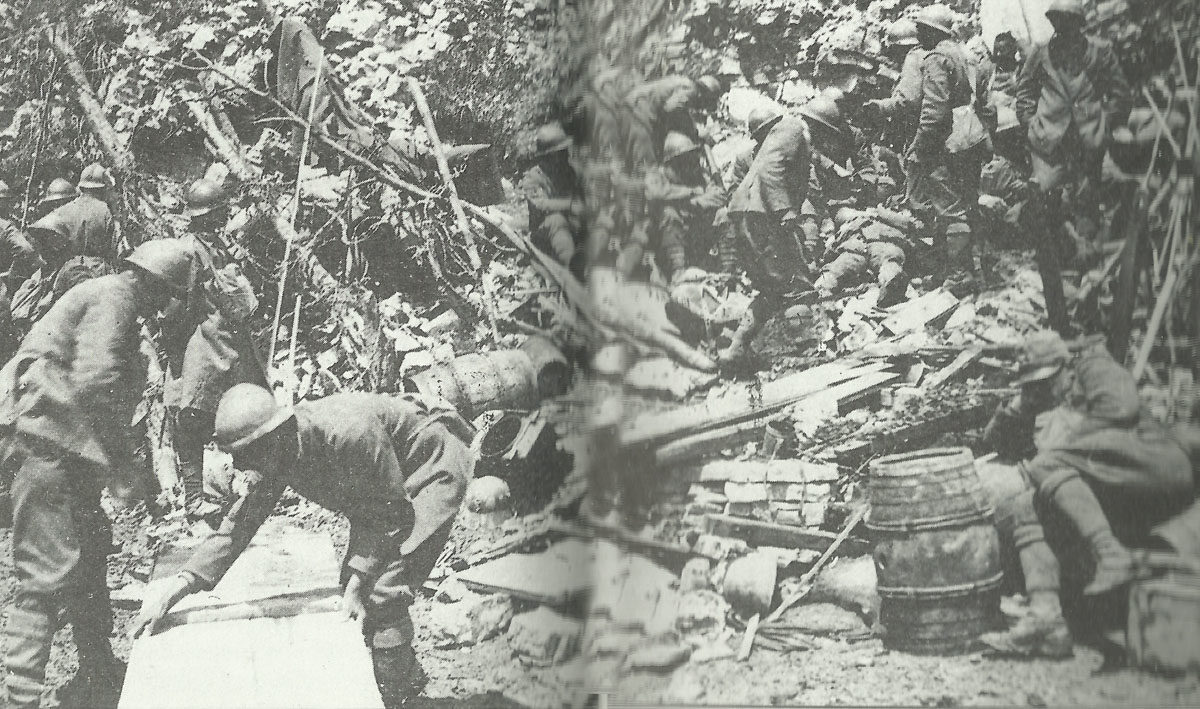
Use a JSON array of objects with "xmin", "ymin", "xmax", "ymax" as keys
[
  {"xmin": 45, "ymin": 25, "xmax": 134, "ymax": 171},
  {"xmin": 1108, "ymin": 187, "xmax": 1146, "ymax": 362},
  {"xmin": 405, "ymin": 77, "xmax": 501, "ymax": 342}
]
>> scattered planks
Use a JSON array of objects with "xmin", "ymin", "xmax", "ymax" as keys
[
  {"xmin": 881, "ymin": 288, "xmax": 959, "ymax": 335},
  {"xmin": 704, "ymin": 514, "xmax": 871, "ymax": 558},
  {"xmin": 832, "ymin": 398, "xmax": 998, "ymax": 468}
]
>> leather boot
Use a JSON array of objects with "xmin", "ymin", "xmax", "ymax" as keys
[
  {"xmin": 979, "ymin": 541, "xmax": 1073, "ymax": 658},
  {"xmin": 4, "ymin": 607, "xmax": 54, "ymax": 709},
  {"xmin": 372, "ymin": 644, "xmax": 425, "ymax": 708},
  {"xmin": 614, "ymin": 243, "xmax": 644, "ymax": 278},
  {"xmin": 716, "ymin": 304, "xmax": 762, "ymax": 367},
  {"xmin": 1048, "ymin": 477, "xmax": 1134, "ymax": 595}
]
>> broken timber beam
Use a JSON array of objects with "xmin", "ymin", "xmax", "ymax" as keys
[
  {"xmin": 46, "ymin": 25, "xmax": 134, "ymax": 171},
  {"xmin": 832, "ymin": 399, "xmax": 997, "ymax": 468},
  {"xmin": 704, "ymin": 514, "xmax": 871, "ymax": 558},
  {"xmin": 183, "ymin": 92, "xmax": 256, "ymax": 181}
]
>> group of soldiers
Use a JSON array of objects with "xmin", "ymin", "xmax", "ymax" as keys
[
  {"xmin": 0, "ymin": 170, "xmax": 472, "ymax": 708},
  {"xmin": 524, "ymin": 0, "xmax": 1131, "ymax": 360}
]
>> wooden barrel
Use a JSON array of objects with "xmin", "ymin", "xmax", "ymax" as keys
[
  {"xmin": 404, "ymin": 350, "xmax": 538, "ymax": 419},
  {"xmin": 1128, "ymin": 553, "xmax": 1200, "ymax": 676},
  {"xmin": 867, "ymin": 447, "xmax": 1003, "ymax": 654}
]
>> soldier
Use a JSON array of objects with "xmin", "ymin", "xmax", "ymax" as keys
[
  {"xmin": 0, "ymin": 181, "xmax": 38, "ymax": 358},
  {"xmin": 34, "ymin": 178, "xmax": 77, "ymax": 219},
  {"xmin": 978, "ymin": 333, "xmax": 1194, "ymax": 656},
  {"xmin": 799, "ymin": 94, "xmax": 862, "ymax": 263},
  {"xmin": 162, "ymin": 179, "xmax": 266, "ymax": 520},
  {"xmin": 812, "ymin": 206, "xmax": 910, "ymax": 307},
  {"xmin": 524, "ymin": 123, "xmax": 585, "ymax": 271},
  {"xmin": 28, "ymin": 163, "xmax": 122, "ymax": 301},
  {"xmin": 721, "ymin": 109, "xmax": 813, "ymax": 365},
  {"xmin": 866, "ymin": 4, "xmax": 981, "ymax": 292},
  {"xmin": 134, "ymin": 384, "xmax": 473, "ymax": 708},
  {"xmin": 1014, "ymin": 0, "xmax": 1131, "ymax": 333},
  {"xmin": 978, "ymin": 107, "xmax": 1030, "ymax": 246},
  {"xmin": 623, "ymin": 75, "xmax": 721, "ymax": 173},
  {"xmin": 712, "ymin": 108, "xmax": 776, "ymax": 274},
  {"xmin": 642, "ymin": 131, "xmax": 725, "ymax": 279},
  {"xmin": 873, "ymin": 18, "xmax": 925, "ymax": 152},
  {"xmin": 0, "ymin": 239, "xmax": 198, "ymax": 708}
]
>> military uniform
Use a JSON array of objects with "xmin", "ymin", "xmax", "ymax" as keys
[
  {"xmin": 643, "ymin": 159, "xmax": 724, "ymax": 276},
  {"xmin": 0, "ymin": 272, "xmax": 151, "ymax": 707},
  {"xmin": 1015, "ymin": 31, "xmax": 1131, "ymax": 331},
  {"xmin": 622, "ymin": 76, "xmax": 698, "ymax": 171},
  {"xmin": 181, "ymin": 393, "xmax": 472, "ymax": 705},
  {"xmin": 524, "ymin": 161, "xmax": 585, "ymax": 268},
  {"xmin": 728, "ymin": 115, "xmax": 813, "ymax": 304},
  {"xmin": 813, "ymin": 211, "xmax": 910, "ymax": 303}
]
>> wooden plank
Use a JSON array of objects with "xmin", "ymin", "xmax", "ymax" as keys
[
  {"xmin": 704, "ymin": 514, "xmax": 871, "ymax": 558},
  {"xmin": 549, "ymin": 519, "xmax": 709, "ymax": 571},
  {"xmin": 923, "ymin": 349, "xmax": 981, "ymax": 391},
  {"xmin": 455, "ymin": 538, "xmax": 592, "ymax": 605},
  {"xmin": 881, "ymin": 289, "xmax": 959, "ymax": 335},
  {"xmin": 122, "ymin": 518, "xmax": 383, "ymax": 709}
]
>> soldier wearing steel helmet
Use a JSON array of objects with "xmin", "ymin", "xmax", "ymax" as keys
[
  {"xmin": 34, "ymin": 177, "xmax": 77, "ymax": 219},
  {"xmin": 978, "ymin": 332, "xmax": 1193, "ymax": 656},
  {"xmin": 0, "ymin": 181, "xmax": 38, "ymax": 353},
  {"xmin": 871, "ymin": 5, "xmax": 984, "ymax": 293},
  {"xmin": 133, "ymin": 383, "xmax": 473, "ymax": 707},
  {"xmin": 1014, "ymin": 0, "xmax": 1131, "ymax": 334},
  {"xmin": 640, "ymin": 131, "xmax": 726, "ymax": 279},
  {"xmin": 523, "ymin": 122, "xmax": 586, "ymax": 272},
  {"xmin": 162, "ymin": 178, "xmax": 267, "ymax": 522},
  {"xmin": 0, "ymin": 239, "xmax": 200, "ymax": 708}
]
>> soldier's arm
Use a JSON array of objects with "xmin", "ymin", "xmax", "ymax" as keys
[
  {"xmin": 72, "ymin": 297, "xmax": 142, "ymax": 463},
  {"xmin": 644, "ymin": 169, "xmax": 702, "ymax": 203},
  {"xmin": 1014, "ymin": 49, "xmax": 1043, "ymax": 128},
  {"xmin": 911, "ymin": 53, "xmax": 953, "ymax": 161},
  {"xmin": 179, "ymin": 468, "xmax": 289, "ymax": 589},
  {"xmin": 344, "ymin": 431, "xmax": 409, "ymax": 580},
  {"xmin": 1100, "ymin": 47, "xmax": 1133, "ymax": 125}
]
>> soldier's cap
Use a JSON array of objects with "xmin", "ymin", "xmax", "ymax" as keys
[{"xmin": 1016, "ymin": 331, "xmax": 1070, "ymax": 385}]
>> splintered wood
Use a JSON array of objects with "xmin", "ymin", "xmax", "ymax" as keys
[{"xmin": 120, "ymin": 518, "xmax": 383, "ymax": 709}]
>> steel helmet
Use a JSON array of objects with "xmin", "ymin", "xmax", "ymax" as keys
[
  {"xmin": 696, "ymin": 75, "xmax": 722, "ymax": 97},
  {"xmin": 124, "ymin": 238, "xmax": 198, "ymax": 296},
  {"xmin": 40, "ymin": 178, "xmax": 78, "ymax": 207},
  {"xmin": 533, "ymin": 122, "xmax": 572, "ymax": 158},
  {"xmin": 214, "ymin": 383, "xmax": 296, "ymax": 453},
  {"xmin": 78, "ymin": 163, "xmax": 111, "ymax": 190},
  {"xmin": 915, "ymin": 4, "xmax": 957, "ymax": 37},
  {"xmin": 185, "ymin": 179, "xmax": 228, "ymax": 218},
  {"xmin": 748, "ymin": 106, "xmax": 783, "ymax": 141},
  {"xmin": 798, "ymin": 94, "xmax": 847, "ymax": 136},
  {"xmin": 1045, "ymin": 0, "xmax": 1086, "ymax": 19},
  {"xmin": 886, "ymin": 18, "xmax": 920, "ymax": 48},
  {"xmin": 1015, "ymin": 331, "xmax": 1071, "ymax": 385},
  {"xmin": 662, "ymin": 131, "xmax": 701, "ymax": 162}
]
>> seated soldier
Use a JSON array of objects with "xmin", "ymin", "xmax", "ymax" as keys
[
  {"xmin": 524, "ymin": 122, "xmax": 585, "ymax": 272},
  {"xmin": 979, "ymin": 333, "xmax": 1194, "ymax": 655}
]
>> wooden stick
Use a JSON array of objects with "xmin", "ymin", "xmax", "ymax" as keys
[
  {"xmin": 764, "ymin": 504, "xmax": 868, "ymax": 626},
  {"xmin": 1133, "ymin": 208, "xmax": 1184, "ymax": 380},
  {"xmin": 269, "ymin": 46, "xmax": 325, "ymax": 368},
  {"xmin": 288, "ymin": 293, "xmax": 302, "ymax": 373},
  {"xmin": 405, "ymin": 77, "xmax": 500, "ymax": 342},
  {"xmin": 736, "ymin": 613, "xmax": 760, "ymax": 662},
  {"xmin": 45, "ymin": 25, "xmax": 134, "ymax": 170}
]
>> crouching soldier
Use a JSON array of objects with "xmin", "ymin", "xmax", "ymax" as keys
[
  {"xmin": 0, "ymin": 239, "xmax": 198, "ymax": 708},
  {"xmin": 813, "ymin": 207, "xmax": 910, "ymax": 307},
  {"xmin": 134, "ymin": 384, "xmax": 474, "ymax": 707},
  {"xmin": 643, "ymin": 131, "xmax": 726, "ymax": 279},
  {"xmin": 978, "ymin": 332, "xmax": 1194, "ymax": 656},
  {"xmin": 525, "ymin": 122, "xmax": 585, "ymax": 272}
]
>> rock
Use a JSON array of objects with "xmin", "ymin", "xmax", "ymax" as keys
[
  {"xmin": 663, "ymin": 668, "xmax": 707, "ymax": 703},
  {"xmin": 465, "ymin": 476, "xmax": 512, "ymax": 514},
  {"xmin": 584, "ymin": 623, "xmax": 645, "ymax": 658},
  {"xmin": 721, "ymin": 553, "xmax": 777, "ymax": 615},
  {"xmin": 434, "ymin": 577, "xmax": 473, "ymax": 603},
  {"xmin": 675, "ymin": 590, "xmax": 728, "ymax": 637},
  {"xmin": 507, "ymin": 606, "xmax": 582, "ymax": 665},
  {"xmin": 808, "ymin": 555, "xmax": 880, "ymax": 623},
  {"xmin": 624, "ymin": 642, "xmax": 692, "ymax": 673},
  {"xmin": 678, "ymin": 558, "xmax": 712, "ymax": 593},
  {"xmin": 776, "ymin": 602, "xmax": 869, "ymax": 635},
  {"xmin": 427, "ymin": 593, "xmax": 514, "ymax": 648}
]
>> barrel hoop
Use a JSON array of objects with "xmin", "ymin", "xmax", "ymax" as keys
[
  {"xmin": 865, "ymin": 506, "xmax": 995, "ymax": 532},
  {"xmin": 877, "ymin": 571, "xmax": 1004, "ymax": 599}
]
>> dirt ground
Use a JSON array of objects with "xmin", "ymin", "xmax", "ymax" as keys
[{"xmin": 1, "ymin": 491, "xmax": 1198, "ymax": 708}]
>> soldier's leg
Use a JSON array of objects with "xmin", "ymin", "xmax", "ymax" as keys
[
  {"xmin": 1027, "ymin": 155, "xmax": 1071, "ymax": 333},
  {"xmin": 813, "ymin": 250, "xmax": 867, "ymax": 297},
  {"xmin": 5, "ymin": 441, "xmax": 77, "ymax": 709},
  {"xmin": 869, "ymin": 242, "xmax": 908, "ymax": 308},
  {"xmin": 175, "ymin": 407, "xmax": 215, "ymax": 512},
  {"xmin": 658, "ymin": 206, "xmax": 687, "ymax": 279},
  {"xmin": 362, "ymin": 520, "xmax": 455, "ymax": 708},
  {"xmin": 1024, "ymin": 460, "xmax": 1133, "ymax": 596}
]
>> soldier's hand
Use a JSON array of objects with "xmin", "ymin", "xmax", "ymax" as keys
[
  {"xmin": 341, "ymin": 573, "xmax": 369, "ymax": 636},
  {"xmin": 691, "ymin": 188, "xmax": 724, "ymax": 211},
  {"xmin": 132, "ymin": 573, "xmax": 194, "ymax": 639}
]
